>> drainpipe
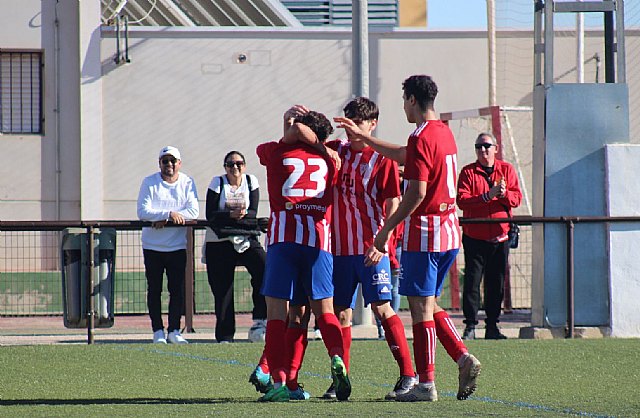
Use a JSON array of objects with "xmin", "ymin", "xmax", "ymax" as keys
[{"xmin": 54, "ymin": 1, "xmax": 61, "ymax": 220}]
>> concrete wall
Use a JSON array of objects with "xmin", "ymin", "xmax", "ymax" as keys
[
  {"xmin": 0, "ymin": 0, "xmax": 48, "ymax": 220},
  {"xmin": 97, "ymin": 28, "xmax": 488, "ymax": 219},
  {"xmin": 605, "ymin": 144, "xmax": 640, "ymax": 337},
  {"xmin": 0, "ymin": 0, "xmax": 493, "ymax": 221},
  {"xmin": 0, "ymin": 0, "xmax": 42, "ymax": 47},
  {"xmin": 3, "ymin": 1, "xmax": 640, "ymax": 223},
  {"xmin": 538, "ymin": 84, "xmax": 629, "ymax": 328}
]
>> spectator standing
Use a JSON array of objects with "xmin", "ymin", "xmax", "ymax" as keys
[
  {"xmin": 456, "ymin": 132, "xmax": 522, "ymax": 340},
  {"xmin": 335, "ymin": 75, "xmax": 481, "ymax": 402},
  {"xmin": 137, "ymin": 146, "xmax": 199, "ymax": 344},
  {"xmin": 204, "ymin": 151, "xmax": 267, "ymax": 343}
]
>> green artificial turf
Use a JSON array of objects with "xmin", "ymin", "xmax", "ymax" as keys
[{"xmin": 0, "ymin": 338, "xmax": 637, "ymax": 417}]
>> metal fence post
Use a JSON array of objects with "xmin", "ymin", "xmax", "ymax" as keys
[
  {"xmin": 86, "ymin": 225, "xmax": 95, "ymax": 344},
  {"xmin": 184, "ymin": 226, "xmax": 195, "ymax": 333},
  {"xmin": 566, "ymin": 219, "xmax": 575, "ymax": 339}
]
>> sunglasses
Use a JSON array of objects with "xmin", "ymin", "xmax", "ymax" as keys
[
  {"xmin": 224, "ymin": 161, "xmax": 245, "ymax": 169},
  {"xmin": 474, "ymin": 143, "xmax": 495, "ymax": 150},
  {"xmin": 161, "ymin": 157, "xmax": 177, "ymax": 165}
]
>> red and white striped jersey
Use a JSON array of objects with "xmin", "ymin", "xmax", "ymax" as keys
[
  {"xmin": 326, "ymin": 139, "xmax": 400, "ymax": 256},
  {"xmin": 403, "ymin": 120, "xmax": 461, "ymax": 252},
  {"xmin": 256, "ymin": 141, "xmax": 337, "ymax": 252}
]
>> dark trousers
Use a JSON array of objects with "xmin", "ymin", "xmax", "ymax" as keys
[
  {"xmin": 462, "ymin": 234, "xmax": 509, "ymax": 328},
  {"xmin": 143, "ymin": 249, "xmax": 186, "ymax": 333},
  {"xmin": 205, "ymin": 240, "xmax": 267, "ymax": 342}
]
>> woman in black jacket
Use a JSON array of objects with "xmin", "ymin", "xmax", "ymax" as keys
[{"xmin": 205, "ymin": 151, "xmax": 267, "ymax": 343}]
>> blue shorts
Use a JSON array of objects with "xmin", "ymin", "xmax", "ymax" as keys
[
  {"xmin": 332, "ymin": 255, "xmax": 393, "ymax": 308},
  {"xmin": 261, "ymin": 242, "xmax": 334, "ymax": 304},
  {"xmin": 399, "ymin": 249, "xmax": 459, "ymax": 297}
]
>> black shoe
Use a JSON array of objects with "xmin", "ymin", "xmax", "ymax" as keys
[
  {"xmin": 322, "ymin": 382, "xmax": 336, "ymax": 399},
  {"xmin": 462, "ymin": 327, "xmax": 476, "ymax": 340},
  {"xmin": 485, "ymin": 327, "xmax": 507, "ymax": 340}
]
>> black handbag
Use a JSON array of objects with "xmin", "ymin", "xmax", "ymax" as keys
[
  {"xmin": 210, "ymin": 217, "xmax": 269, "ymax": 238},
  {"xmin": 507, "ymin": 223, "xmax": 520, "ymax": 249}
]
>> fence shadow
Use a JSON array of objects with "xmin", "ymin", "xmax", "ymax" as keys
[{"xmin": 0, "ymin": 397, "xmax": 255, "ymax": 406}]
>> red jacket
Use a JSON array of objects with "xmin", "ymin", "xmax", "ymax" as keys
[{"xmin": 457, "ymin": 159, "xmax": 522, "ymax": 241}]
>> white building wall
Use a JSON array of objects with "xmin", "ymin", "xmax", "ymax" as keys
[
  {"xmin": 98, "ymin": 28, "xmax": 489, "ymax": 219},
  {"xmin": 0, "ymin": 0, "xmax": 42, "ymax": 48},
  {"xmin": 0, "ymin": 0, "xmax": 47, "ymax": 220},
  {"xmin": 2, "ymin": 2, "xmax": 639, "ymax": 222},
  {"xmin": 79, "ymin": 1, "xmax": 105, "ymax": 219}
]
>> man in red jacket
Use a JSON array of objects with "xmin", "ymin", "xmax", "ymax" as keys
[{"xmin": 457, "ymin": 132, "xmax": 522, "ymax": 340}]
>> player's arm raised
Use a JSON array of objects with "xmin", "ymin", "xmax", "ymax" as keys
[
  {"xmin": 281, "ymin": 107, "xmax": 341, "ymax": 170},
  {"xmin": 282, "ymin": 104, "xmax": 309, "ymax": 136},
  {"xmin": 334, "ymin": 116, "xmax": 406, "ymax": 164}
]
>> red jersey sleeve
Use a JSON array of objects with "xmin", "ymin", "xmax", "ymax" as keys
[
  {"xmin": 404, "ymin": 135, "xmax": 431, "ymax": 182},
  {"xmin": 377, "ymin": 158, "xmax": 401, "ymax": 201},
  {"xmin": 256, "ymin": 141, "xmax": 278, "ymax": 166}
]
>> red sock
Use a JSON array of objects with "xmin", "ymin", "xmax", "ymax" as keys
[
  {"xmin": 258, "ymin": 349, "xmax": 269, "ymax": 374},
  {"xmin": 316, "ymin": 313, "xmax": 344, "ymax": 358},
  {"xmin": 382, "ymin": 315, "xmax": 415, "ymax": 377},
  {"xmin": 412, "ymin": 321, "xmax": 436, "ymax": 383},
  {"xmin": 285, "ymin": 326, "xmax": 306, "ymax": 390},
  {"xmin": 434, "ymin": 310, "xmax": 468, "ymax": 363},
  {"xmin": 341, "ymin": 326, "xmax": 352, "ymax": 372},
  {"xmin": 265, "ymin": 320, "xmax": 287, "ymax": 383}
]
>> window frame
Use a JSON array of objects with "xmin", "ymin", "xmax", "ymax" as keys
[{"xmin": 0, "ymin": 49, "xmax": 44, "ymax": 135}]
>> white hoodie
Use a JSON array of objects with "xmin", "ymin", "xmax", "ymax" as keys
[{"xmin": 137, "ymin": 172, "xmax": 199, "ymax": 251}]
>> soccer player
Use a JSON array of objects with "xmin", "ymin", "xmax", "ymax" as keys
[
  {"xmin": 334, "ymin": 75, "xmax": 482, "ymax": 402},
  {"xmin": 255, "ymin": 108, "xmax": 351, "ymax": 402},
  {"xmin": 283, "ymin": 98, "xmax": 417, "ymax": 400}
]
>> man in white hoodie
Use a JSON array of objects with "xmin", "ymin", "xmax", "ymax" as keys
[{"xmin": 137, "ymin": 146, "xmax": 200, "ymax": 344}]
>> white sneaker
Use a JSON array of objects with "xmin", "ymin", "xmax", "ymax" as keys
[
  {"xmin": 153, "ymin": 329, "xmax": 167, "ymax": 344},
  {"xmin": 248, "ymin": 319, "xmax": 267, "ymax": 342},
  {"xmin": 167, "ymin": 330, "xmax": 189, "ymax": 344},
  {"xmin": 457, "ymin": 353, "xmax": 481, "ymax": 400},
  {"xmin": 396, "ymin": 383, "xmax": 438, "ymax": 402}
]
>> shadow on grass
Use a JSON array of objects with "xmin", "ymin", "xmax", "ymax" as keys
[
  {"xmin": 0, "ymin": 397, "xmax": 255, "ymax": 406},
  {"xmin": 0, "ymin": 397, "xmax": 399, "ymax": 406},
  {"xmin": 58, "ymin": 339, "xmax": 223, "ymax": 344}
]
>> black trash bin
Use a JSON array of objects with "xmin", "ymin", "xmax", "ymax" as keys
[{"xmin": 61, "ymin": 228, "xmax": 116, "ymax": 328}]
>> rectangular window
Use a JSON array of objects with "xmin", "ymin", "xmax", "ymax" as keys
[{"xmin": 0, "ymin": 51, "xmax": 43, "ymax": 134}]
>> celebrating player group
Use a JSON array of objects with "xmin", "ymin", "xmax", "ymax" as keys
[{"xmin": 251, "ymin": 74, "xmax": 481, "ymax": 402}]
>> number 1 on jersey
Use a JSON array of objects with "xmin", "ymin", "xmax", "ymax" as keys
[{"xmin": 446, "ymin": 154, "xmax": 457, "ymax": 198}]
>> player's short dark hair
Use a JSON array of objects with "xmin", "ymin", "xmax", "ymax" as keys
[
  {"xmin": 343, "ymin": 97, "xmax": 379, "ymax": 121},
  {"xmin": 402, "ymin": 75, "xmax": 438, "ymax": 110},
  {"xmin": 295, "ymin": 111, "xmax": 334, "ymax": 143}
]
